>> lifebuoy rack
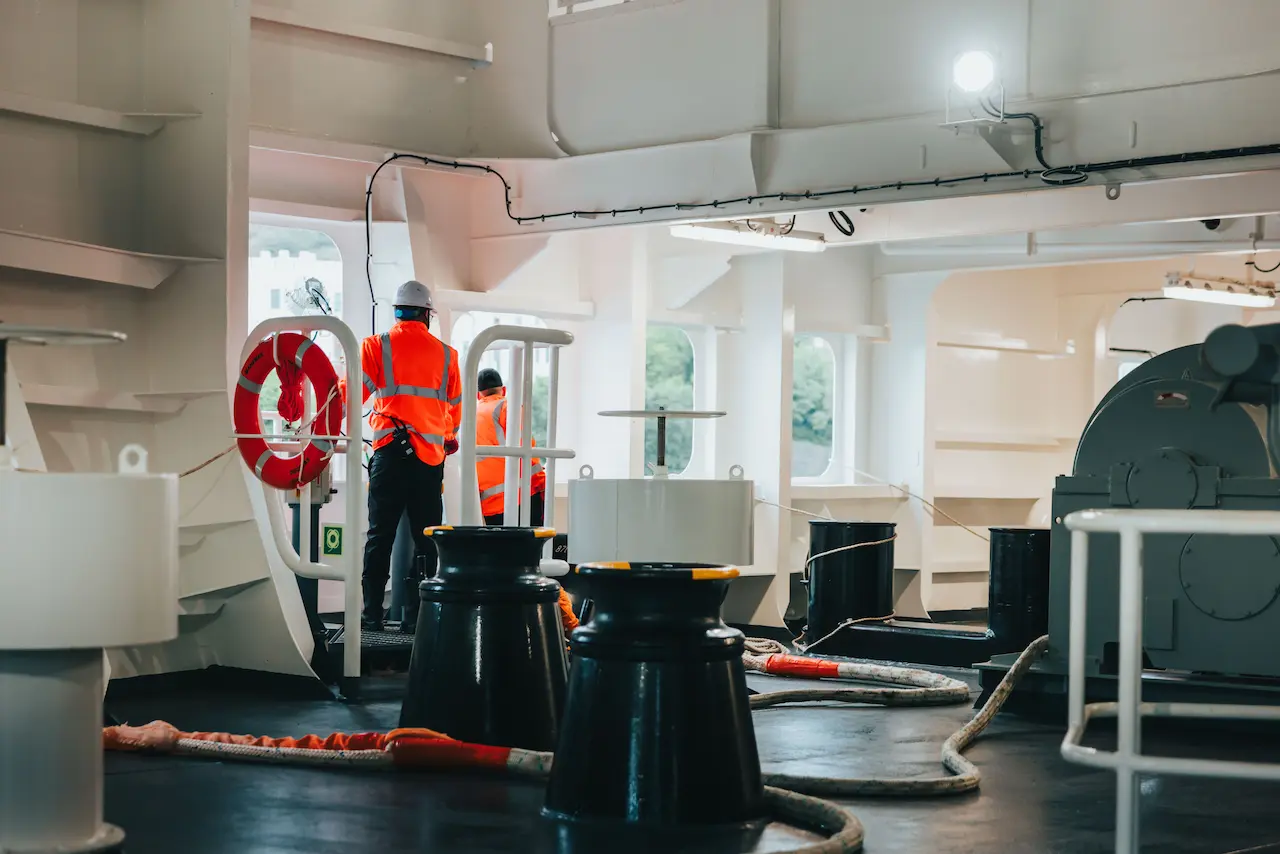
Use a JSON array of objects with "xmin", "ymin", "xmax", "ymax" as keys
[{"xmin": 235, "ymin": 316, "xmax": 365, "ymax": 687}]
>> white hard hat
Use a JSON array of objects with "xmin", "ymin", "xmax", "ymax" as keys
[{"xmin": 394, "ymin": 279, "xmax": 433, "ymax": 311}]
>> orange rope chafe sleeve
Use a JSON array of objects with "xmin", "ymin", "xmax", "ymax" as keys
[{"xmin": 103, "ymin": 721, "xmax": 457, "ymax": 757}]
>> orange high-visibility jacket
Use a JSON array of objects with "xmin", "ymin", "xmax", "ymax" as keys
[
  {"xmin": 475, "ymin": 393, "xmax": 544, "ymax": 517},
  {"xmin": 355, "ymin": 322, "xmax": 462, "ymax": 466}
]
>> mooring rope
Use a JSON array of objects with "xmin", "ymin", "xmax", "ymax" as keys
[
  {"xmin": 105, "ymin": 637, "xmax": 1049, "ymax": 853},
  {"xmin": 743, "ymin": 636, "xmax": 1049, "ymax": 797}
]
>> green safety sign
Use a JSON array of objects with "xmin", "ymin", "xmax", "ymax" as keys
[{"xmin": 322, "ymin": 524, "xmax": 344, "ymax": 557}]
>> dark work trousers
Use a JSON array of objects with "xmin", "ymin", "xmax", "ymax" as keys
[
  {"xmin": 483, "ymin": 488, "xmax": 545, "ymax": 527},
  {"xmin": 363, "ymin": 446, "xmax": 444, "ymax": 624}
]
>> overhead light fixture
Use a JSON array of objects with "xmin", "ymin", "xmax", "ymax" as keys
[
  {"xmin": 952, "ymin": 51, "xmax": 996, "ymax": 93},
  {"xmin": 669, "ymin": 221, "xmax": 827, "ymax": 253},
  {"xmin": 1163, "ymin": 271, "xmax": 1277, "ymax": 308}
]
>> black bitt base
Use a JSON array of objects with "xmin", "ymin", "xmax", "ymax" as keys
[
  {"xmin": 549, "ymin": 817, "xmax": 768, "ymax": 854},
  {"xmin": 976, "ymin": 654, "xmax": 1280, "ymax": 720},
  {"xmin": 543, "ymin": 656, "xmax": 763, "ymax": 827},
  {"xmin": 810, "ymin": 619, "xmax": 996, "ymax": 668},
  {"xmin": 543, "ymin": 562, "xmax": 764, "ymax": 828},
  {"xmin": 798, "ymin": 524, "xmax": 1052, "ymax": 671},
  {"xmin": 399, "ymin": 526, "xmax": 568, "ymax": 751}
]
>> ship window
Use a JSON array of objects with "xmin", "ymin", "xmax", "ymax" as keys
[
  {"xmin": 792, "ymin": 334, "xmax": 836, "ymax": 478},
  {"xmin": 645, "ymin": 325, "xmax": 695, "ymax": 475},
  {"xmin": 1118, "ymin": 359, "xmax": 1144, "ymax": 381},
  {"xmin": 248, "ymin": 223, "xmax": 345, "ymax": 478}
]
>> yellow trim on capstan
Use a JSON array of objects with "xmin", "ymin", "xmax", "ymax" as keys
[
  {"xmin": 691, "ymin": 567, "xmax": 740, "ymax": 580},
  {"xmin": 424, "ymin": 525, "xmax": 454, "ymax": 535},
  {"xmin": 533, "ymin": 527, "xmax": 557, "ymax": 539}
]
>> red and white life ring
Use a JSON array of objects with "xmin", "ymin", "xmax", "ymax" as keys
[{"xmin": 233, "ymin": 332, "xmax": 344, "ymax": 490}]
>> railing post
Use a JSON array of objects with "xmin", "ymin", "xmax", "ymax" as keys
[
  {"xmin": 1061, "ymin": 508, "xmax": 1280, "ymax": 854},
  {"xmin": 1115, "ymin": 526, "xmax": 1144, "ymax": 854},
  {"xmin": 458, "ymin": 325, "xmax": 574, "ymax": 528},
  {"xmin": 519, "ymin": 341, "xmax": 535, "ymax": 526},
  {"xmin": 1067, "ymin": 529, "xmax": 1089, "ymax": 732},
  {"xmin": 503, "ymin": 349, "xmax": 524, "ymax": 527},
  {"xmin": 545, "ymin": 346, "xmax": 561, "ymax": 536},
  {"xmin": 239, "ymin": 317, "xmax": 365, "ymax": 682}
]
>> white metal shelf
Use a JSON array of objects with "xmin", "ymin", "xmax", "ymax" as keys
[
  {"xmin": 930, "ymin": 559, "xmax": 989, "ymax": 575},
  {"xmin": 932, "ymin": 487, "xmax": 1043, "ymax": 501},
  {"xmin": 21, "ymin": 384, "xmax": 221, "ymax": 415},
  {"xmin": 135, "ymin": 389, "xmax": 225, "ymax": 403},
  {"xmin": 0, "ymin": 228, "xmax": 220, "ymax": 289},
  {"xmin": 934, "ymin": 430, "xmax": 1075, "ymax": 450},
  {"xmin": 0, "ymin": 89, "xmax": 199, "ymax": 136},
  {"xmin": 178, "ymin": 510, "xmax": 255, "ymax": 533},
  {"xmin": 936, "ymin": 338, "xmax": 1074, "ymax": 358},
  {"xmin": 250, "ymin": 5, "xmax": 493, "ymax": 65},
  {"xmin": 178, "ymin": 519, "xmax": 254, "ymax": 549},
  {"xmin": 734, "ymin": 565, "xmax": 779, "ymax": 578}
]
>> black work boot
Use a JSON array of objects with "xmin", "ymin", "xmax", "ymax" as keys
[{"xmin": 361, "ymin": 578, "xmax": 386, "ymax": 632}]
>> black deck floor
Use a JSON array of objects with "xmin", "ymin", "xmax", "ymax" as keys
[{"xmin": 103, "ymin": 666, "xmax": 1280, "ymax": 854}]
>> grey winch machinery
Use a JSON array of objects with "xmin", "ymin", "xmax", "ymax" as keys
[{"xmin": 978, "ymin": 322, "xmax": 1280, "ymax": 705}]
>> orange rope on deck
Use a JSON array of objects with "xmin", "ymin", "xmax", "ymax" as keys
[
  {"xmin": 101, "ymin": 717, "xmax": 862, "ymax": 851},
  {"xmin": 102, "ymin": 719, "xmax": 554, "ymax": 776}
]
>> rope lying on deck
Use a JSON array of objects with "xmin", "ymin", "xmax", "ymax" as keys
[
  {"xmin": 742, "ymin": 635, "xmax": 1049, "ymax": 796},
  {"xmin": 105, "ymin": 721, "xmax": 866, "ymax": 853},
  {"xmin": 104, "ymin": 636, "xmax": 1049, "ymax": 853}
]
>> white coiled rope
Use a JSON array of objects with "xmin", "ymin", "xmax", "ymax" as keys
[{"xmin": 743, "ymin": 635, "xmax": 1049, "ymax": 798}]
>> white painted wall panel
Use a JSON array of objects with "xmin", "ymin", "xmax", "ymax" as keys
[
  {"xmin": 0, "ymin": 0, "xmax": 144, "ymax": 247},
  {"xmin": 1029, "ymin": 0, "xmax": 1280, "ymax": 99},
  {"xmin": 786, "ymin": 248, "xmax": 873, "ymax": 334},
  {"xmin": 249, "ymin": 3, "xmax": 473, "ymax": 155},
  {"xmin": 549, "ymin": 0, "xmax": 774, "ymax": 154},
  {"xmin": 780, "ymin": 0, "xmax": 1030, "ymax": 127}
]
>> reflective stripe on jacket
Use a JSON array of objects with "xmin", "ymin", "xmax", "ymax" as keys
[
  {"xmin": 475, "ymin": 393, "xmax": 544, "ymax": 516},
  {"xmin": 357, "ymin": 322, "xmax": 461, "ymax": 466}
]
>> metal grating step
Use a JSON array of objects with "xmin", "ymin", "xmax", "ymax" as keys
[{"xmin": 327, "ymin": 624, "xmax": 415, "ymax": 651}]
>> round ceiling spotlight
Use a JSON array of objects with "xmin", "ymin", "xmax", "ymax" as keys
[{"xmin": 953, "ymin": 51, "xmax": 996, "ymax": 93}]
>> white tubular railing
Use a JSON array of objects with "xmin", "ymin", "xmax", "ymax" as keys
[
  {"xmin": 1060, "ymin": 508, "xmax": 1280, "ymax": 854},
  {"xmin": 459, "ymin": 325, "xmax": 574, "ymax": 529},
  {"xmin": 239, "ymin": 317, "xmax": 365, "ymax": 681}
]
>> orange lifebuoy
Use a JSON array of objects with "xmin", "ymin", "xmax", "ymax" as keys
[{"xmin": 234, "ymin": 332, "xmax": 344, "ymax": 490}]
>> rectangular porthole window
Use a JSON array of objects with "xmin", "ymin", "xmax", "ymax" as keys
[
  {"xmin": 792, "ymin": 334, "xmax": 836, "ymax": 478},
  {"xmin": 645, "ymin": 325, "xmax": 695, "ymax": 475}
]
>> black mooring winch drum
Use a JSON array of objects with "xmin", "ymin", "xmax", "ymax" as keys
[
  {"xmin": 806, "ymin": 520, "xmax": 896, "ymax": 639},
  {"xmin": 987, "ymin": 527, "xmax": 1051, "ymax": 651}
]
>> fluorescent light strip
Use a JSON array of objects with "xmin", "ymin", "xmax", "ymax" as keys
[
  {"xmin": 1162, "ymin": 283, "xmax": 1276, "ymax": 308},
  {"xmin": 669, "ymin": 222, "xmax": 826, "ymax": 253}
]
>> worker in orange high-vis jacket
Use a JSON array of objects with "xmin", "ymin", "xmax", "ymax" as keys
[
  {"xmin": 474, "ymin": 368, "xmax": 545, "ymax": 526},
  {"xmin": 353, "ymin": 280, "xmax": 462, "ymax": 632}
]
